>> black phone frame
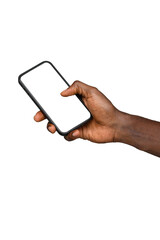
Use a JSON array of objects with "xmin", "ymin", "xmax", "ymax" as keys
[{"xmin": 18, "ymin": 61, "xmax": 92, "ymax": 136}]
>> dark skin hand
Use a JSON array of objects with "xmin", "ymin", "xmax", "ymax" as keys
[{"xmin": 34, "ymin": 80, "xmax": 160, "ymax": 157}]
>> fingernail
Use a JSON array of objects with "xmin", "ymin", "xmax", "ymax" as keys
[
  {"xmin": 47, "ymin": 124, "xmax": 52, "ymax": 131},
  {"xmin": 72, "ymin": 130, "xmax": 79, "ymax": 137}
]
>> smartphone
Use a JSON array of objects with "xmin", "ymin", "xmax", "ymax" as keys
[{"xmin": 18, "ymin": 61, "xmax": 91, "ymax": 136}]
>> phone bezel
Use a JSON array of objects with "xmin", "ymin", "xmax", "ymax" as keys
[{"xmin": 18, "ymin": 61, "xmax": 92, "ymax": 136}]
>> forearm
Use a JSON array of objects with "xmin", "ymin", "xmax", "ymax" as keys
[{"xmin": 115, "ymin": 111, "xmax": 160, "ymax": 157}]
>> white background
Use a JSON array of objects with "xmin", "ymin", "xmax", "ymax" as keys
[{"xmin": 0, "ymin": 1, "xmax": 160, "ymax": 239}]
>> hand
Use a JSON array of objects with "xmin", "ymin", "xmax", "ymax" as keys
[{"xmin": 34, "ymin": 80, "xmax": 119, "ymax": 143}]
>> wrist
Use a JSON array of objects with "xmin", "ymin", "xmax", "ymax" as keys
[{"xmin": 114, "ymin": 110, "xmax": 132, "ymax": 143}]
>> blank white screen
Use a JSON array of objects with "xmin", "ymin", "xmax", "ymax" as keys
[{"xmin": 20, "ymin": 62, "xmax": 90, "ymax": 133}]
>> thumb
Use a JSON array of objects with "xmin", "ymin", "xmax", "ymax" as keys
[{"xmin": 61, "ymin": 80, "xmax": 91, "ymax": 98}]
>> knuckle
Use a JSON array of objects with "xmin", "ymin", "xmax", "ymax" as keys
[
  {"xmin": 71, "ymin": 80, "xmax": 81, "ymax": 94},
  {"xmin": 73, "ymin": 80, "xmax": 80, "ymax": 85},
  {"xmin": 90, "ymin": 86, "xmax": 98, "ymax": 94}
]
